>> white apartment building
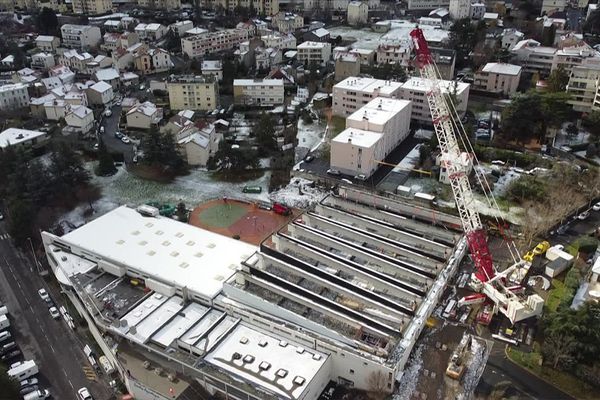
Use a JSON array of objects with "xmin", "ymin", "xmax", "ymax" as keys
[
  {"xmin": 407, "ymin": 0, "xmax": 449, "ymax": 10},
  {"xmin": 332, "ymin": 97, "xmax": 412, "ymax": 177},
  {"xmin": 261, "ymin": 33, "xmax": 297, "ymax": 49},
  {"xmin": 501, "ymin": 28, "xmax": 524, "ymax": 50},
  {"xmin": 297, "ymin": 41, "xmax": 332, "ymax": 64},
  {"xmin": 272, "ymin": 12, "xmax": 304, "ymax": 33},
  {"xmin": 126, "ymin": 101, "xmax": 163, "ymax": 129},
  {"xmin": 167, "ymin": 75, "xmax": 219, "ymax": 111},
  {"xmin": 375, "ymin": 43, "xmax": 412, "ymax": 66},
  {"xmin": 512, "ymin": 39, "xmax": 600, "ymax": 76},
  {"xmin": 567, "ymin": 65, "xmax": 600, "ymax": 112},
  {"xmin": 347, "ymin": 1, "xmax": 368, "ymax": 26},
  {"xmin": 135, "ymin": 23, "xmax": 168, "ymax": 41},
  {"xmin": 171, "ymin": 20, "xmax": 194, "ymax": 36},
  {"xmin": 541, "ymin": 0, "xmax": 566, "ymax": 15},
  {"xmin": 181, "ymin": 29, "xmax": 248, "ymax": 59},
  {"xmin": 449, "ymin": 0, "xmax": 470, "ymax": 19},
  {"xmin": 87, "ymin": 80, "xmax": 114, "ymax": 106},
  {"xmin": 72, "ymin": 0, "xmax": 112, "ymax": 14},
  {"xmin": 233, "ymin": 79, "xmax": 284, "ymax": 106},
  {"xmin": 0, "ymin": 83, "xmax": 29, "ymax": 111},
  {"xmin": 332, "ymin": 77, "xmax": 403, "ymax": 116},
  {"xmin": 61, "ymin": 24, "xmax": 102, "ymax": 50},
  {"xmin": 35, "ymin": 35, "xmax": 60, "ymax": 52},
  {"xmin": 399, "ymin": 77, "xmax": 470, "ymax": 123},
  {"xmin": 473, "ymin": 63, "xmax": 522, "ymax": 96},
  {"xmin": 201, "ymin": 60, "xmax": 223, "ymax": 81},
  {"xmin": 31, "ymin": 53, "xmax": 55, "ymax": 70}
]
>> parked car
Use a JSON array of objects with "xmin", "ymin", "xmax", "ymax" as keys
[
  {"xmin": 77, "ymin": 387, "xmax": 93, "ymax": 400},
  {"xmin": 578, "ymin": 211, "xmax": 590, "ymax": 220},
  {"xmin": 20, "ymin": 378, "xmax": 39, "ymax": 388},
  {"xmin": 121, "ymin": 136, "xmax": 131, "ymax": 144},
  {"xmin": 114, "ymin": 131, "xmax": 123, "ymax": 139},
  {"xmin": 0, "ymin": 212, "xmax": 4, "ymax": 220},
  {"xmin": 1, "ymin": 349, "xmax": 22, "ymax": 362},
  {"xmin": 48, "ymin": 307, "xmax": 60, "ymax": 319},
  {"xmin": 104, "ymin": 109, "xmax": 112, "ymax": 117},
  {"xmin": 593, "ymin": 202, "xmax": 600, "ymax": 211},
  {"xmin": 20, "ymin": 385, "xmax": 38, "ymax": 396},
  {"xmin": 304, "ymin": 155, "xmax": 314, "ymax": 163},
  {"xmin": 354, "ymin": 174, "xmax": 367, "ymax": 181},
  {"xmin": 38, "ymin": 289, "xmax": 50, "ymax": 302},
  {"xmin": 326, "ymin": 169, "xmax": 341, "ymax": 176},
  {"xmin": 23, "ymin": 389, "xmax": 50, "ymax": 400}
]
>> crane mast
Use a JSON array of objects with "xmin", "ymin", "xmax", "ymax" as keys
[{"xmin": 409, "ymin": 28, "xmax": 544, "ymax": 323}]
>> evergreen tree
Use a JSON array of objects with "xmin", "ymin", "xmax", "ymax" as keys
[
  {"xmin": 49, "ymin": 142, "xmax": 90, "ymax": 193},
  {"xmin": 0, "ymin": 364, "xmax": 20, "ymax": 400},
  {"xmin": 254, "ymin": 113, "xmax": 277, "ymax": 151},
  {"xmin": 7, "ymin": 198, "xmax": 34, "ymax": 246},
  {"xmin": 546, "ymin": 65, "xmax": 570, "ymax": 93},
  {"xmin": 36, "ymin": 7, "xmax": 59, "ymax": 36},
  {"xmin": 95, "ymin": 139, "xmax": 117, "ymax": 177},
  {"xmin": 25, "ymin": 159, "xmax": 53, "ymax": 206}
]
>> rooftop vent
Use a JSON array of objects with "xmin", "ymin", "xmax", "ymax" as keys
[
  {"xmin": 131, "ymin": 230, "xmax": 141, "ymax": 235},
  {"xmin": 138, "ymin": 240, "xmax": 148, "ymax": 246},
  {"xmin": 259, "ymin": 361, "xmax": 271, "ymax": 371},
  {"xmin": 239, "ymin": 337, "xmax": 249, "ymax": 344},
  {"xmin": 312, "ymin": 354, "xmax": 322, "ymax": 361},
  {"xmin": 162, "ymin": 240, "xmax": 171, "ymax": 246},
  {"xmin": 116, "ymin": 240, "xmax": 125, "ymax": 245},
  {"xmin": 155, "ymin": 230, "xmax": 164, "ymax": 235},
  {"xmin": 207, "ymin": 243, "xmax": 216, "ymax": 249},
  {"xmin": 179, "ymin": 262, "xmax": 189, "ymax": 269},
  {"xmin": 293, "ymin": 376, "xmax": 306, "ymax": 386},
  {"xmin": 276, "ymin": 369, "xmax": 288, "ymax": 378},
  {"xmin": 296, "ymin": 347, "xmax": 305, "ymax": 354},
  {"xmin": 186, "ymin": 240, "xmax": 195, "ymax": 246},
  {"xmin": 145, "ymin": 222, "xmax": 154, "ymax": 227},
  {"xmin": 195, "ymin": 252, "xmax": 203, "ymax": 258},
  {"xmin": 243, "ymin": 355, "xmax": 255, "ymax": 363},
  {"xmin": 170, "ymin": 251, "xmax": 179, "ymax": 257},
  {"xmin": 258, "ymin": 340, "xmax": 268, "ymax": 347},
  {"xmin": 147, "ymin": 250, "xmax": 156, "ymax": 256},
  {"xmin": 175, "ymin": 232, "xmax": 184, "ymax": 238},
  {"xmin": 232, "ymin": 352, "xmax": 242, "ymax": 360},
  {"xmin": 279, "ymin": 340, "xmax": 288, "ymax": 347}
]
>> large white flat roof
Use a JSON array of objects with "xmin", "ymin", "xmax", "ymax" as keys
[
  {"xmin": 0, "ymin": 128, "xmax": 47, "ymax": 149},
  {"xmin": 128, "ymin": 296, "xmax": 185, "ymax": 344},
  {"xmin": 205, "ymin": 323, "xmax": 329, "ymax": 400},
  {"xmin": 481, "ymin": 62, "xmax": 522, "ymax": 76},
  {"xmin": 347, "ymin": 97, "xmax": 411, "ymax": 126},
  {"xmin": 234, "ymin": 79, "xmax": 284, "ymax": 86},
  {"xmin": 401, "ymin": 77, "xmax": 470, "ymax": 95},
  {"xmin": 151, "ymin": 302, "xmax": 208, "ymax": 348},
  {"xmin": 334, "ymin": 77, "xmax": 403, "ymax": 96},
  {"xmin": 332, "ymin": 127, "xmax": 383, "ymax": 148},
  {"xmin": 61, "ymin": 206, "xmax": 256, "ymax": 300}
]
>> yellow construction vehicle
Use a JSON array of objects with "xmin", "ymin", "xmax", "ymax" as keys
[{"xmin": 523, "ymin": 241, "xmax": 550, "ymax": 262}]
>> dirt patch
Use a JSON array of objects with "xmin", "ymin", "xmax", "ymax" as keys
[{"xmin": 189, "ymin": 198, "xmax": 293, "ymax": 245}]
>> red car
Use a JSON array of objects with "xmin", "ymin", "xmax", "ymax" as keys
[{"xmin": 273, "ymin": 203, "xmax": 291, "ymax": 216}]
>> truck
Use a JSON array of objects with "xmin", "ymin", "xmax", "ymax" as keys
[
  {"xmin": 8, "ymin": 360, "xmax": 38, "ymax": 381},
  {"xmin": 546, "ymin": 245, "xmax": 574, "ymax": 263},
  {"xmin": 99, "ymin": 355, "xmax": 115, "ymax": 375},
  {"xmin": 0, "ymin": 305, "xmax": 8, "ymax": 317},
  {"xmin": 0, "ymin": 315, "xmax": 9, "ymax": 331},
  {"xmin": 136, "ymin": 204, "xmax": 159, "ymax": 217}
]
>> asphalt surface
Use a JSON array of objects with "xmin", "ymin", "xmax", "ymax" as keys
[
  {"xmin": 99, "ymin": 103, "xmax": 135, "ymax": 163},
  {"xmin": 0, "ymin": 222, "xmax": 113, "ymax": 400}
]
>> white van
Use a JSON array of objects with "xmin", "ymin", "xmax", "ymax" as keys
[
  {"xmin": 0, "ymin": 330, "xmax": 11, "ymax": 343},
  {"xmin": 23, "ymin": 389, "xmax": 50, "ymax": 400},
  {"xmin": 98, "ymin": 356, "xmax": 115, "ymax": 375},
  {"xmin": 8, "ymin": 360, "xmax": 38, "ymax": 381},
  {"xmin": 0, "ymin": 314, "xmax": 9, "ymax": 330},
  {"xmin": 0, "ymin": 305, "xmax": 8, "ymax": 316}
]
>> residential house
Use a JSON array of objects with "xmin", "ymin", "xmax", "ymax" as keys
[
  {"xmin": 261, "ymin": 33, "xmax": 297, "ymax": 50},
  {"xmin": 473, "ymin": 62, "xmax": 522, "ymax": 96},
  {"xmin": 61, "ymin": 24, "xmax": 102, "ymax": 49},
  {"xmin": 399, "ymin": 77, "xmax": 470, "ymax": 123},
  {"xmin": 375, "ymin": 43, "xmax": 412, "ymax": 66},
  {"xmin": 501, "ymin": 28, "xmax": 524, "ymax": 50},
  {"xmin": 297, "ymin": 41, "xmax": 332, "ymax": 64},
  {"xmin": 541, "ymin": 0, "xmax": 566, "ymax": 15},
  {"xmin": 87, "ymin": 80, "xmax": 114, "ymax": 106},
  {"xmin": 44, "ymin": 99, "xmax": 69, "ymax": 120},
  {"xmin": 65, "ymin": 105, "xmax": 94, "ymax": 134},
  {"xmin": 30, "ymin": 53, "xmax": 55, "ymax": 70},
  {"xmin": 171, "ymin": 20, "xmax": 194, "ymax": 37},
  {"xmin": 430, "ymin": 47, "xmax": 456, "ymax": 80},
  {"xmin": 567, "ymin": 65, "xmax": 600, "ymax": 112},
  {"xmin": 135, "ymin": 23, "xmax": 168, "ymax": 41},
  {"xmin": 103, "ymin": 20, "xmax": 123, "ymax": 32},
  {"xmin": 470, "ymin": 2, "xmax": 485, "ymax": 18},
  {"xmin": 271, "ymin": 12, "xmax": 304, "ymax": 33},
  {"xmin": 94, "ymin": 67, "xmax": 120, "ymax": 89},
  {"xmin": 126, "ymin": 101, "xmax": 163, "ymax": 130},
  {"xmin": 167, "ymin": 75, "xmax": 219, "ymax": 111},
  {"xmin": 406, "ymin": 0, "xmax": 450, "ymax": 10},
  {"xmin": 0, "ymin": 83, "xmax": 29, "ymax": 111},
  {"xmin": 335, "ymin": 53, "xmax": 361, "ymax": 82},
  {"xmin": 137, "ymin": 0, "xmax": 181, "ymax": 8},
  {"xmin": 177, "ymin": 122, "xmax": 221, "ymax": 166},
  {"xmin": 35, "ymin": 35, "xmax": 60, "ymax": 52},
  {"xmin": 255, "ymin": 47, "xmax": 282, "ymax": 70},
  {"xmin": 134, "ymin": 48, "xmax": 173, "ymax": 75},
  {"xmin": 0, "ymin": 128, "xmax": 48, "ymax": 150},
  {"xmin": 449, "ymin": 0, "xmax": 470, "ymax": 19},
  {"xmin": 72, "ymin": 0, "xmax": 112, "ymax": 14},
  {"xmin": 233, "ymin": 79, "xmax": 285, "ymax": 106},
  {"xmin": 1, "ymin": 55, "xmax": 14, "ymax": 68},
  {"xmin": 201, "ymin": 60, "xmax": 223, "ymax": 81},
  {"xmin": 347, "ymin": 1, "xmax": 368, "ymax": 26}
]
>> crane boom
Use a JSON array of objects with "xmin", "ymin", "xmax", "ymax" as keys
[
  {"xmin": 409, "ymin": 27, "xmax": 544, "ymax": 323},
  {"xmin": 410, "ymin": 28, "xmax": 494, "ymax": 283}
]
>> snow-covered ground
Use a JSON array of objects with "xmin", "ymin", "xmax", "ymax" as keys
[
  {"xmin": 270, "ymin": 177, "xmax": 328, "ymax": 209},
  {"xmin": 553, "ymin": 122, "xmax": 591, "ymax": 148},
  {"xmin": 296, "ymin": 113, "xmax": 327, "ymax": 162},
  {"xmin": 393, "ymin": 345, "xmax": 424, "ymax": 400}
]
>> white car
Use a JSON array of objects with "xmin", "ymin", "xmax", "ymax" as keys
[
  {"xmin": 77, "ymin": 387, "xmax": 93, "ymax": 400},
  {"xmin": 38, "ymin": 288, "xmax": 50, "ymax": 302},
  {"xmin": 121, "ymin": 136, "xmax": 131, "ymax": 144},
  {"xmin": 20, "ymin": 378, "xmax": 39, "ymax": 388},
  {"xmin": 593, "ymin": 202, "xmax": 600, "ymax": 211},
  {"xmin": 104, "ymin": 109, "xmax": 112, "ymax": 117},
  {"xmin": 48, "ymin": 307, "xmax": 60, "ymax": 319},
  {"xmin": 578, "ymin": 211, "xmax": 590, "ymax": 220}
]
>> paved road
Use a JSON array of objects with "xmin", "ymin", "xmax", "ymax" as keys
[
  {"xmin": 0, "ymin": 222, "xmax": 112, "ymax": 400},
  {"xmin": 99, "ymin": 103, "xmax": 135, "ymax": 163},
  {"xmin": 477, "ymin": 344, "xmax": 575, "ymax": 400}
]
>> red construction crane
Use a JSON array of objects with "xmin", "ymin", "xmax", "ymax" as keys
[{"xmin": 409, "ymin": 28, "xmax": 544, "ymax": 323}]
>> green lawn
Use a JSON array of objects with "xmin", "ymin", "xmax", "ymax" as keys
[
  {"xmin": 545, "ymin": 279, "xmax": 568, "ymax": 313},
  {"xmin": 198, "ymin": 203, "xmax": 247, "ymax": 228},
  {"xmin": 507, "ymin": 347, "xmax": 597, "ymax": 400}
]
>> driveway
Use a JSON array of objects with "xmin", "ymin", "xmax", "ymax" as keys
[{"xmin": 98, "ymin": 104, "xmax": 135, "ymax": 163}]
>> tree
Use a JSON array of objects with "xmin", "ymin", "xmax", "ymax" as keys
[
  {"xmin": 501, "ymin": 92, "xmax": 541, "ymax": 143},
  {"xmin": 212, "ymin": 140, "xmax": 260, "ymax": 173},
  {"xmin": 587, "ymin": 143, "xmax": 598, "ymax": 159},
  {"xmin": 582, "ymin": 110, "xmax": 600, "ymax": 138},
  {"xmin": 50, "ymin": 142, "xmax": 90, "ymax": 194},
  {"xmin": 254, "ymin": 113, "xmax": 277, "ymax": 151},
  {"xmin": 584, "ymin": 10, "xmax": 600, "ymax": 36},
  {"xmin": 0, "ymin": 364, "xmax": 20, "ymax": 400},
  {"xmin": 539, "ymin": 91, "xmax": 571, "ymax": 140},
  {"xmin": 546, "ymin": 65, "xmax": 569, "ymax": 93},
  {"xmin": 449, "ymin": 18, "xmax": 487, "ymax": 68},
  {"xmin": 176, "ymin": 201, "xmax": 187, "ymax": 222},
  {"xmin": 95, "ymin": 139, "xmax": 117, "ymax": 176},
  {"xmin": 542, "ymin": 333, "xmax": 577, "ymax": 370},
  {"xmin": 7, "ymin": 198, "xmax": 34, "ymax": 246},
  {"xmin": 143, "ymin": 127, "xmax": 186, "ymax": 172},
  {"xmin": 35, "ymin": 7, "xmax": 59, "ymax": 36}
]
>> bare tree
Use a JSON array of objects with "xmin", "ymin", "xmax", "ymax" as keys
[{"xmin": 542, "ymin": 333, "xmax": 576, "ymax": 370}]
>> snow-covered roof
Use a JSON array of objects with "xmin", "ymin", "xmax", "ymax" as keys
[
  {"xmin": 90, "ymin": 80, "xmax": 112, "ymax": 93},
  {"xmin": 347, "ymin": 97, "xmax": 411, "ymax": 126},
  {"xmin": 401, "ymin": 77, "xmax": 470, "ymax": 94},
  {"xmin": 2, "ymin": 55, "xmax": 14, "ymax": 63},
  {"xmin": 201, "ymin": 60, "xmax": 222, "ymax": 71},
  {"xmin": 31, "ymin": 93, "xmax": 57, "ymax": 106},
  {"xmin": 69, "ymin": 105, "xmax": 92, "ymax": 119},
  {"xmin": 481, "ymin": 62, "xmax": 522, "ymax": 75},
  {"xmin": 484, "ymin": 12, "xmax": 499, "ymax": 19},
  {"xmin": 332, "ymin": 127, "xmax": 383, "ymax": 148},
  {"xmin": 185, "ymin": 27, "xmax": 208, "ymax": 35},
  {"xmin": 60, "ymin": 206, "xmax": 256, "ymax": 300},
  {"xmin": 0, "ymin": 128, "xmax": 47, "ymax": 149},
  {"xmin": 312, "ymin": 28, "xmax": 329, "ymax": 38},
  {"xmin": 205, "ymin": 323, "xmax": 329, "ymax": 400},
  {"xmin": 104, "ymin": 20, "xmax": 122, "ymax": 27},
  {"xmin": 298, "ymin": 41, "xmax": 330, "ymax": 49},
  {"xmin": 95, "ymin": 67, "xmax": 120, "ymax": 81},
  {"xmin": 178, "ymin": 110, "xmax": 195, "ymax": 120},
  {"xmin": 127, "ymin": 101, "xmax": 159, "ymax": 117},
  {"xmin": 35, "ymin": 35, "xmax": 57, "ymax": 43},
  {"xmin": 121, "ymin": 72, "xmax": 139, "ymax": 81},
  {"xmin": 335, "ymin": 77, "xmax": 403, "ymax": 96}
]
